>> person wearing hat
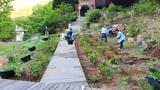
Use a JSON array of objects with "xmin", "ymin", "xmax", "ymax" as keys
[{"xmin": 115, "ymin": 29, "xmax": 126, "ymax": 50}]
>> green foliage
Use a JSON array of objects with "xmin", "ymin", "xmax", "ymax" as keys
[
  {"xmin": 151, "ymin": 32, "xmax": 160, "ymax": 44},
  {"xmin": 119, "ymin": 76, "xmax": 130, "ymax": 90},
  {"xmin": 1, "ymin": 35, "xmax": 59, "ymax": 77},
  {"xmin": 87, "ymin": 75, "xmax": 98, "ymax": 83},
  {"xmin": 85, "ymin": 9, "xmax": 101, "ymax": 23},
  {"xmin": 0, "ymin": 0, "xmax": 15, "ymax": 41},
  {"xmin": 132, "ymin": 1, "xmax": 156, "ymax": 14},
  {"xmin": 107, "ymin": 4, "xmax": 125, "ymax": 13},
  {"xmin": 98, "ymin": 61, "xmax": 119, "ymax": 79},
  {"xmin": 137, "ymin": 77, "xmax": 154, "ymax": 90},
  {"xmin": 148, "ymin": 71, "xmax": 160, "ymax": 80},
  {"xmin": 14, "ymin": 2, "xmax": 77, "ymax": 35},
  {"xmin": 88, "ymin": 51, "xmax": 98, "ymax": 64},
  {"xmin": 52, "ymin": 0, "xmax": 78, "ymax": 8},
  {"xmin": 26, "ymin": 61, "xmax": 41, "ymax": 76},
  {"xmin": 40, "ymin": 35, "xmax": 59, "ymax": 53},
  {"xmin": 98, "ymin": 61, "xmax": 112, "ymax": 79},
  {"xmin": 3, "ymin": 58, "xmax": 22, "ymax": 76},
  {"xmin": 128, "ymin": 25, "xmax": 139, "ymax": 37}
]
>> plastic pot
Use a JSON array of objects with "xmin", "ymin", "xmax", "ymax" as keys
[
  {"xmin": 21, "ymin": 55, "xmax": 31, "ymax": 63},
  {"xmin": 42, "ymin": 37, "xmax": 48, "ymax": 41},
  {"xmin": 67, "ymin": 39, "xmax": 74, "ymax": 45},
  {"xmin": 149, "ymin": 68, "xmax": 158, "ymax": 72},
  {"xmin": 0, "ymin": 70, "xmax": 15, "ymax": 79},
  {"xmin": 28, "ymin": 46, "xmax": 36, "ymax": 51},
  {"xmin": 146, "ymin": 76, "xmax": 158, "ymax": 86},
  {"xmin": 155, "ymin": 85, "xmax": 160, "ymax": 90}
]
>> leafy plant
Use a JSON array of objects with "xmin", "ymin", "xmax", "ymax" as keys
[
  {"xmin": 148, "ymin": 71, "xmax": 160, "ymax": 80},
  {"xmin": 4, "ymin": 61, "xmax": 22, "ymax": 76},
  {"xmin": 85, "ymin": 9, "xmax": 101, "ymax": 23},
  {"xmin": 137, "ymin": 77, "xmax": 154, "ymax": 90},
  {"xmin": 132, "ymin": 1, "xmax": 156, "ymax": 15},
  {"xmin": 128, "ymin": 25, "xmax": 139, "ymax": 37},
  {"xmin": 88, "ymin": 51, "xmax": 98, "ymax": 64},
  {"xmin": 26, "ymin": 61, "xmax": 41, "ymax": 76},
  {"xmin": 0, "ymin": 0, "xmax": 15, "ymax": 41},
  {"xmin": 107, "ymin": 4, "xmax": 125, "ymax": 13},
  {"xmin": 119, "ymin": 76, "xmax": 130, "ymax": 90},
  {"xmin": 87, "ymin": 75, "xmax": 98, "ymax": 83},
  {"xmin": 98, "ymin": 61, "xmax": 111, "ymax": 79}
]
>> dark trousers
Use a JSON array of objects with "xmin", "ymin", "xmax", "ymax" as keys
[
  {"xmin": 101, "ymin": 33, "xmax": 107, "ymax": 42},
  {"xmin": 120, "ymin": 40, "xmax": 124, "ymax": 49}
]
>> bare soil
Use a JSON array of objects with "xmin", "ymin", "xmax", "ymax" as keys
[{"xmin": 75, "ymin": 33, "xmax": 154, "ymax": 89}]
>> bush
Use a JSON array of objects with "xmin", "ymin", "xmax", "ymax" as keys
[
  {"xmin": 25, "ymin": 61, "xmax": 41, "ymax": 76},
  {"xmin": 98, "ymin": 61, "xmax": 119, "ymax": 79},
  {"xmin": 107, "ymin": 4, "xmax": 124, "ymax": 13},
  {"xmin": 128, "ymin": 25, "xmax": 139, "ymax": 37},
  {"xmin": 85, "ymin": 9, "xmax": 101, "ymax": 23},
  {"xmin": 87, "ymin": 75, "xmax": 98, "ymax": 83},
  {"xmin": 132, "ymin": 1, "xmax": 156, "ymax": 15},
  {"xmin": 0, "ymin": 21, "xmax": 15, "ymax": 41},
  {"xmin": 88, "ymin": 51, "xmax": 98, "ymax": 64},
  {"xmin": 98, "ymin": 61, "xmax": 112, "ymax": 79}
]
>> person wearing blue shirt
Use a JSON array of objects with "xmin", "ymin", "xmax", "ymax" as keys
[{"xmin": 115, "ymin": 29, "xmax": 126, "ymax": 50}]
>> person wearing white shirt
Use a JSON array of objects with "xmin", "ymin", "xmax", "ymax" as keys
[{"xmin": 100, "ymin": 25, "xmax": 108, "ymax": 42}]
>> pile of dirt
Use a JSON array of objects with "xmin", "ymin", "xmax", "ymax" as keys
[{"xmin": 149, "ymin": 44, "xmax": 160, "ymax": 58}]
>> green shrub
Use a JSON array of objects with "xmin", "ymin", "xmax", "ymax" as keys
[
  {"xmin": 151, "ymin": 32, "xmax": 160, "ymax": 44},
  {"xmin": 148, "ymin": 71, "xmax": 160, "ymax": 80},
  {"xmin": 119, "ymin": 76, "xmax": 131, "ymax": 90},
  {"xmin": 87, "ymin": 75, "xmax": 98, "ymax": 83},
  {"xmin": 137, "ymin": 77, "xmax": 154, "ymax": 90},
  {"xmin": 88, "ymin": 51, "xmax": 98, "ymax": 64},
  {"xmin": 98, "ymin": 61, "xmax": 119, "ymax": 79},
  {"xmin": 128, "ymin": 25, "xmax": 139, "ymax": 37},
  {"xmin": 98, "ymin": 61, "xmax": 112, "ymax": 79},
  {"xmin": 132, "ymin": 1, "xmax": 156, "ymax": 15},
  {"xmin": 85, "ymin": 9, "xmax": 101, "ymax": 23},
  {"xmin": 4, "ymin": 60, "xmax": 22, "ymax": 76},
  {"xmin": 107, "ymin": 4, "xmax": 125, "ymax": 13},
  {"xmin": 25, "ymin": 61, "xmax": 41, "ymax": 76}
]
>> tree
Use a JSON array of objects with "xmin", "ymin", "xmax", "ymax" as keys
[
  {"xmin": 0, "ymin": 0, "xmax": 15, "ymax": 41},
  {"xmin": 14, "ymin": 2, "xmax": 77, "ymax": 35},
  {"xmin": 52, "ymin": 0, "xmax": 78, "ymax": 9}
]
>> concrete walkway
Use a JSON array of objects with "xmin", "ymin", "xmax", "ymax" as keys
[{"xmin": 41, "ymin": 17, "xmax": 87, "ymax": 86}]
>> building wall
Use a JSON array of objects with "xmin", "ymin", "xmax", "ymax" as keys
[
  {"xmin": 95, "ymin": 0, "xmax": 111, "ymax": 8},
  {"xmin": 79, "ymin": 0, "xmax": 95, "ymax": 8}
]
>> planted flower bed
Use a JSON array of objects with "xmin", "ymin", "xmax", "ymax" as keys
[
  {"xmin": 75, "ymin": 33, "xmax": 157, "ymax": 89},
  {"xmin": 0, "ymin": 35, "xmax": 59, "ymax": 81}
]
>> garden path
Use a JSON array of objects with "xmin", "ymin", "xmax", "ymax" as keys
[
  {"xmin": 0, "ymin": 17, "xmax": 102, "ymax": 90},
  {"xmin": 40, "ymin": 17, "xmax": 88, "ymax": 86}
]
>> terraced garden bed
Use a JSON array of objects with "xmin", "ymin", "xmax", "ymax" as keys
[
  {"xmin": 0, "ymin": 35, "xmax": 59, "ymax": 81},
  {"xmin": 75, "ymin": 33, "xmax": 159, "ymax": 89}
]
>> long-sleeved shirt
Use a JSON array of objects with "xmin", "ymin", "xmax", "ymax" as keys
[
  {"xmin": 116, "ymin": 31, "xmax": 126, "ymax": 43},
  {"xmin": 101, "ymin": 27, "xmax": 108, "ymax": 34}
]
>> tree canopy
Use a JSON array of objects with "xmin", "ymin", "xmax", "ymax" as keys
[
  {"xmin": 52, "ymin": 0, "xmax": 78, "ymax": 8},
  {"xmin": 0, "ymin": 0, "xmax": 15, "ymax": 41},
  {"xmin": 14, "ymin": 1, "xmax": 77, "ymax": 35}
]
